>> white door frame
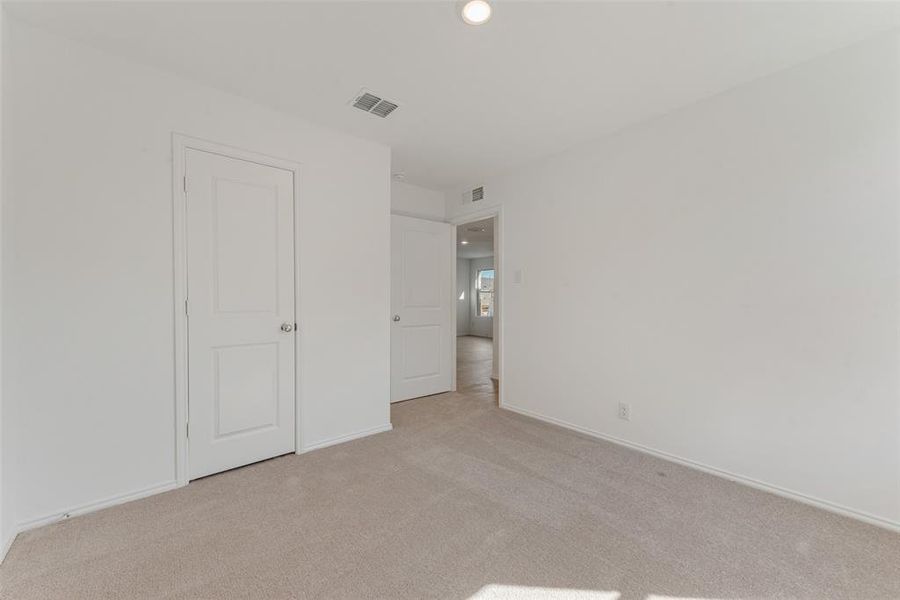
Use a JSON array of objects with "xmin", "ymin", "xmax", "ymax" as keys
[
  {"xmin": 172, "ymin": 133, "xmax": 302, "ymax": 487},
  {"xmin": 449, "ymin": 207, "xmax": 504, "ymax": 407}
]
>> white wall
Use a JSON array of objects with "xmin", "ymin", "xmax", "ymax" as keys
[
  {"xmin": 391, "ymin": 180, "xmax": 445, "ymax": 221},
  {"xmin": 468, "ymin": 257, "xmax": 494, "ymax": 339},
  {"xmin": 456, "ymin": 258, "xmax": 471, "ymax": 335},
  {"xmin": 3, "ymin": 19, "xmax": 391, "ymax": 533},
  {"xmin": 447, "ymin": 33, "xmax": 900, "ymax": 528}
]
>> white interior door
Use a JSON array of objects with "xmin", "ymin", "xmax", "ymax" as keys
[
  {"xmin": 186, "ymin": 148, "xmax": 296, "ymax": 479},
  {"xmin": 391, "ymin": 215, "xmax": 453, "ymax": 402}
]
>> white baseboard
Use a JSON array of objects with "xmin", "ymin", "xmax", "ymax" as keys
[
  {"xmin": 0, "ymin": 529, "xmax": 16, "ymax": 564},
  {"xmin": 502, "ymin": 403, "xmax": 900, "ymax": 533},
  {"xmin": 15, "ymin": 480, "xmax": 178, "ymax": 537},
  {"xmin": 1, "ymin": 423, "xmax": 392, "ymax": 563},
  {"xmin": 2, "ymin": 424, "xmax": 393, "ymax": 563},
  {"xmin": 1, "ymin": 479, "xmax": 178, "ymax": 564},
  {"xmin": 299, "ymin": 423, "xmax": 393, "ymax": 454}
]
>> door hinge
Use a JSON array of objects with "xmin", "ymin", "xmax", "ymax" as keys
[
  {"xmin": 184, "ymin": 299, "xmax": 189, "ymax": 315},
  {"xmin": 186, "ymin": 421, "xmax": 190, "ymax": 439},
  {"xmin": 183, "ymin": 176, "xmax": 187, "ymax": 193}
]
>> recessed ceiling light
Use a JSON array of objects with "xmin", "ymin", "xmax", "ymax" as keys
[
  {"xmin": 461, "ymin": 0, "xmax": 492, "ymax": 25},
  {"xmin": 461, "ymin": 240, "xmax": 469, "ymax": 245}
]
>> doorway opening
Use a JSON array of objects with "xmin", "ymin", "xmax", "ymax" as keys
[{"xmin": 454, "ymin": 216, "xmax": 499, "ymax": 398}]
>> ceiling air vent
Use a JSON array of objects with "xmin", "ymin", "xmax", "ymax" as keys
[
  {"xmin": 472, "ymin": 186, "xmax": 484, "ymax": 202},
  {"xmin": 370, "ymin": 99, "xmax": 399, "ymax": 118},
  {"xmin": 350, "ymin": 89, "xmax": 400, "ymax": 118}
]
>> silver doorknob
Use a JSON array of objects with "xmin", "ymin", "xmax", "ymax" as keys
[
  {"xmin": 392, "ymin": 314, "xmax": 400, "ymax": 322},
  {"xmin": 281, "ymin": 322, "xmax": 295, "ymax": 333}
]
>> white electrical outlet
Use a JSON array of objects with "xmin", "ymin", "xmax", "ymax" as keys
[{"xmin": 618, "ymin": 402, "xmax": 631, "ymax": 421}]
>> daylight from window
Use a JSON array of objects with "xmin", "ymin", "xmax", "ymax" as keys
[{"xmin": 477, "ymin": 268, "xmax": 495, "ymax": 317}]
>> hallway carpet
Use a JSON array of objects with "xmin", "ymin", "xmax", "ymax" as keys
[{"xmin": 1, "ymin": 336, "xmax": 898, "ymax": 599}]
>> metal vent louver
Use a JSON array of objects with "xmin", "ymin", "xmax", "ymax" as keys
[
  {"xmin": 350, "ymin": 89, "xmax": 400, "ymax": 118},
  {"xmin": 472, "ymin": 186, "xmax": 484, "ymax": 202},
  {"xmin": 352, "ymin": 92, "xmax": 381, "ymax": 112},
  {"xmin": 370, "ymin": 100, "xmax": 399, "ymax": 118}
]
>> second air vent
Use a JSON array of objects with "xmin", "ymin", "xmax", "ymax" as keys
[
  {"xmin": 350, "ymin": 89, "xmax": 400, "ymax": 118},
  {"xmin": 472, "ymin": 186, "xmax": 484, "ymax": 202}
]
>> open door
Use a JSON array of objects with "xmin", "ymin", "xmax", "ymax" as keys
[{"xmin": 390, "ymin": 215, "xmax": 453, "ymax": 402}]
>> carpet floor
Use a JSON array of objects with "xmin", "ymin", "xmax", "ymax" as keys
[{"xmin": 1, "ymin": 336, "xmax": 898, "ymax": 599}]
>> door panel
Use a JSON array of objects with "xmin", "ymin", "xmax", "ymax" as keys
[
  {"xmin": 212, "ymin": 179, "xmax": 280, "ymax": 314},
  {"xmin": 402, "ymin": 230, "xmax": 442, "ymax": 307},
  {"xmin": 402, "ymin": 325, "xmax": 442, "ymax": 379},
  {"xmin": 391, "ymin": 215, "xmax": 452, "ymax": 402},
  {"xmin": 213, "ymin": 343, "xmax": 279, "ymax": 438},
  {"xmin": 186, "ymin": 149, "xmax": 296, "ymax": 479}
]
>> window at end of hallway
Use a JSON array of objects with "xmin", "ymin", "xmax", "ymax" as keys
[{"xmin": 477, "ymin": 269, "xmax": 494, "ymax": 317}]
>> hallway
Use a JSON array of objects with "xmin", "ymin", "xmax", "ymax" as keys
[{"xmin": 456, "ymin": 335, "xmax": 497, "ymax": 397}]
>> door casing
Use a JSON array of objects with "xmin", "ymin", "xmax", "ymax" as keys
[{"xmin": 172, "ymin": 133, "xmax": 302, "ymax": 487}]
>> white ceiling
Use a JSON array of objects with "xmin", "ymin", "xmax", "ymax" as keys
[
  {"xmin": 9, "ymin": 2, "xmax": 900, "ymax": 190},
  {"xmin": 457, "ymin": 217, "xmax": 494, "ymax": 259}
]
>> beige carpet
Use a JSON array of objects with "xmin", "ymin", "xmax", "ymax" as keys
[{"xmin": 2, "ymin": 336, "xmax": 898, "ymax": 599}]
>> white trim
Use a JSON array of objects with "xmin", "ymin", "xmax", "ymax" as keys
[
  {"xmin": 449, "ymin": 204, "xmax": 502, "ymax": 226},
  {"xmin": 14, "ymin": 480, "xmax": 178, "ymax": 537},
  {"xmin": 172, "ymin": 133, "xmax": 302, "ymax": 487},
  {"xmin": 390, "ymin": 209, "xmax": 447, "ymax": 223},
  {"xmin": 1, "ymin": 419, "xmax": 391, "ymax": 561},
  {"xmin": 502, "ymin": 403, "xmax": 900, "ymax": 533},
  {"xmin": 450, "ymin": 226, "xmax": 458, "ymax": 391},
  {"xmin": 298, "ymin": 423, "xmax": 393, "ymax": 453},
  {"xmin": 449, "ymin": 207, "xmax": 504, "ymax": 406},
  {"xmin": 0, "ymin": 531, "xmax": 16, "ymax": 564}
]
